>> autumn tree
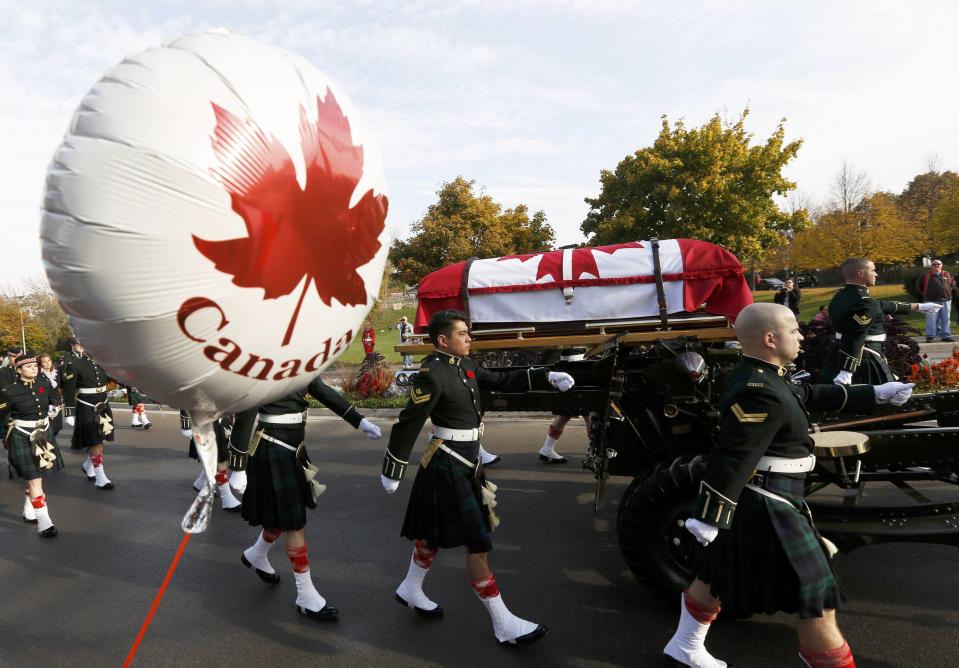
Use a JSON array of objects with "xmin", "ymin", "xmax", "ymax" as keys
[
  {"xmin": 929, "ymin": 187, "xmax": 959, "ymax": 254},
  {"xmin": 899, "ymin": 169, "xmax": 959, "ymax": 256},
  {"xmin": 580, "ymin": 108, "xmax": 810, "ymax": 265},
  {"xmin": 390, "ymin": 177, "xmax": 555, "ymax": 286},
  {"xmin": 0, "ymin": 282, "xmax": 71, "ymax": 354}
]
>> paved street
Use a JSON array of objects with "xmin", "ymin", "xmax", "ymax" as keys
[{"xmin": 2, "ymin": 415, "xmax": 959, "ymax": 667}]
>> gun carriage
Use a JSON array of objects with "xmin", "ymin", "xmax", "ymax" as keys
[{"xmin": 398, "ymin": 240, "xmax": 959, "ymax": 595}]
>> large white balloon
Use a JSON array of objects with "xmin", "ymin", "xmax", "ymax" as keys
[{"xmin": 41, "ymin": 30, "xmax": 389, "ymax": 417}]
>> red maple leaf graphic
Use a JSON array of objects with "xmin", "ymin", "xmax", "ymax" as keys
[
  {"xmin": 194, "ymin": 88, "xmax": 389, "ymax": 346},
  {"xmin": 498, "ymin": 241, "xmax": 643, "ymax": 281}
]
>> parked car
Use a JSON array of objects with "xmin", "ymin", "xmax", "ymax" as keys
[
  {"xmin": 794, "ymin": 274, "xmax": 818, "ymax": 287},
  {"xmin": 757, "ymin": 277, "xmax": 785, "ymax": 290}
]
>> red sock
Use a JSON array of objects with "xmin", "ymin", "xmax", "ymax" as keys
[
  {"xmin": 547, "ymin": 425, "xmax": 563, "ymax": 440},
  {"xmin": 470, "ymin": 572, "xmax": 500, "ymax": 599},
  {"xmin": 263, "ymin": 528, "xmax": 282, "ymax": 543},
  {"xmin": 31, "ymin": 495, "xmax": 46, "ymax": 509},
  {"xmin": 683, "ymin": 590, "xmax": 721, "ymax": 624},
  {"xmin": 413, "ymin": 540, "xmax": 438, "ymax": 568},
  {"xmin": 800, "ymin": 641, "xmax": 855, "ymax": 668},
  {"xmin": 214, "ymin": 470, "xmax": 229, "ymax": 486},
  {"xmin": 91, "ymin": 454, "xmax": 103, "ymax": 467},
  {"xmin": 286, "ymin": 544, "xmax": 309, "ymax": 573}
]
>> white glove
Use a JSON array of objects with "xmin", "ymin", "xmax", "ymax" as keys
[
  {"xmin": 833, "ymin": 370, "xmax": 854, "ymax": 385},
  {"xmin": 48, "ymin": 405, "xmax": 61, "ymax": 419},
  {"xmin": 180, "ymin": 429, "xmax": 194, "ymax": 440},
  {"xmin": 65, "ymin": 416, "xmax": 75, "ymax": 427},
  {"xmin": 684, "ymin": 518, "xmax": 719, "ymax": 546},
  {"xmin": 548, "ymin": 371, "xmax": 575, "ymax": 392},
  {"xmin": 875, "ymin": 382, "xmax": 915, "ymax": 406},
  {"xmin": 229, "ymin": 469, "xmax": 247, "ymax": 494},
  {"xmin": 359, "ymin": 418, "xmax": 381, "ymax": 440},
  {"xmin": 381, "ymin": 474, "xmax": 399, "ymax": 494},
  {"xmin": 917, "ymin": 302, "xmax": 944, "ymax": 314}
]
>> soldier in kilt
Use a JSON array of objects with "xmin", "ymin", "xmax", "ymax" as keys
[
  {"xmin": 664, "ymin": 303, "xmax": 915, "ymax": 668},
  {"xmin": 380, "ymin": 310, "xmax": 575, "ymax": 647},
  {"xmin": 0, "ymin": 353, "xmax": 64, "ymax": 537},
  {"xmin": 126, "ymin": 386, "xmax": 152, "ymax": 429},
  {"xmin": 536, "ymin": 347, "xmax": 592, "ymax": 464},
  {"xmin": 0, "ymin": 346, "xmax": 23, "ymax": 390},
  {"xmin": 60, "ymin": 338, "xmax": 115, "ymax": 489},
  {"xmin": 38, "ymin": 354, "xmax": 64, "ymax": 439},
  {"xmin": 820, "ymin": 257, "xmax": 942, "ymax": 385},
  {"xmin": 229, "ymin": 376, "xmax": 381, "ymax": 621},
  {"xmin": 181, "ymin": 411, "xmax": 242, "ymax": 511}
]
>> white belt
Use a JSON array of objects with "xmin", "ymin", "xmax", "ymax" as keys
[
  {"xmin": 78, "ymin": 386, "xmax": 108, "ymax": 394},
  {"xmin": 438, "ymin": 443, "xmax": 478, "ymax": 469},
  {"xmin": 432, "ymin": 424, "xmax": 484, "ymax": 442},
  {"xmin": 13, "ymin": 418, "xmax": 49, "ymax": 429},
  {"xmin": 834, "ymin": 333, "xmax": 885, "ymax": 342},
  {"xmin": 258, "ymin": 412, "xmax": 305, "ymax": 424},
  {"xmin": 744, "ymin": 483, "xmax": 795, "ymax": 506},
  {"xmin": 259, "ymin": 432, "xmax": 299, "ymax": 452},
  {"xmin": 754, "ymin": 454, "xmax": 816, "ymax": 473}
]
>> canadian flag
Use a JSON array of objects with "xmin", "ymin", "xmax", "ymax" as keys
[{"xmin": 414, "ymin": 239, "xmax": 752, "ymax": 330}]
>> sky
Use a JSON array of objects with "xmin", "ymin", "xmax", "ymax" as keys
[{"xmin": 2, "ymin": 0, "xmax": 958, "ymax": 290}]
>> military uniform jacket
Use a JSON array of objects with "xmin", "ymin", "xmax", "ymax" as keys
[
  {"xmin": 0, "ymin": 364, "xmax": 18, "ymax": 391},
  {"xmin": 828, "ymin": 284, "xmax": 911, "ymax": 373},
  {"xmin": 60, "ymin": 352, "xmax": 110, "ymax": 408},
  {"xmin": 692, "ymin": 356, "xmax": 875, "ymax": 529},
  {"xmin": 0, "ymin": 376, "xmax": 55, "ymax": 428},
  {"xmin": 229, "ymin": 376, "xmax": 363, "ymax": 470},
  {"xmin": 382, "ymin": 351, "xmax": 550, "ymax": 480}
]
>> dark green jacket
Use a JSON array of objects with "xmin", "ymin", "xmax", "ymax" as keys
[
  {"xmin": 827, "ymin": 284, "xmax": 911, "ymax": 372},
  {"xmin": 382, "ymin": 350, "xmax": 550, "ymax": 480},
  {"xmin": 691, "ymin": 356, "xmax": 875, "ymax": 529}
]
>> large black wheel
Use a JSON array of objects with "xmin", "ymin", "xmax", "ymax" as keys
[{"xmin": 617, "ymin": 455, "xmax": 704, "ymax": 597}]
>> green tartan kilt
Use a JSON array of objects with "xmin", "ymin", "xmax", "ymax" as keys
[
  {"xmin": 70, "ymin": 396, "xmax": 115, "ymax": 450},
  {"xmin": 241, "ymin": 423, "xmax": 314, "ymax": 532},
  {"xmin": 401, "ymin": 442, "xmax": 494, "ymax": 554},
  {"xmin": 820, "ymin": 342, "xmax": 894, "ymax": 384},
  {"xmin": 7, "ymin": 426, "xmax": 64, "ymax": 480},
  {"xmin": 691, "ymin": 475, "xmax": 842, "ymax": 619}
]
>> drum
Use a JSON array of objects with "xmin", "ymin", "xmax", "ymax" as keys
[{"xmin": 810, "ymin": 430, "xmax": 870, "ymax": 457}]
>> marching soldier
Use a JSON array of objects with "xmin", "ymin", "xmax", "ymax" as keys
[
  {"xmin": 664, "ymin": 303, "xmax": 914, "ymax": 668},
  {"xmin": 0, "ymin": 346, "xmax": 23, "ymax": 389},
  {"xmin": 380, "ymin": 309, "xmax": 575, "ymax": 646},
  {"xmin": 127, "ymin": 386, "xmax": 152, "ymax": 429},
  {"xmin": 60, "ymin": 337, "xmax": 116, "ymax": 489},
  {"xmin": 0, "ymin": 352, "xmax": 64, "ymax": 536},
  {"xmin": 181, "ymin": 410, "xmax": 242, "ymax": 511},
  {"xmin": 228, "ymin": 376, "xmax": 381, "ymax": 621},
  {"xmin": 820, "ymin": 257, "xmax": 942, "ymax": 385}
]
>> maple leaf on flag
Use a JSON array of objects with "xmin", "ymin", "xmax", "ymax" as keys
[
  {"xmin": 498, "ymin": 241, "xmax": 643, "ymax": 281},
  {"xmin": 194, "ymin": 88, "xmax": 389, "ymax": 346}
]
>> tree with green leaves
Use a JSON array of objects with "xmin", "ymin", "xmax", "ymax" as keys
[
  {"xmin": 389, "ymin": 177, "xmax": 555, "ymax": 286},
  {"xmin": 899, "ymin": 170, "xmax": 959, "ymax": 256},
  {"xmin": 580, "ymin": 109, "xmax": 809, "ymax": 265}
]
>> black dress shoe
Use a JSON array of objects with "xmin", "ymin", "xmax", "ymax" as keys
[
  {"xmin": 23, "ymin": 515, "xmax": 38, "ymax": 524},
  {"xmin": 142, "ymin": 423, "xmax": 152, "ymax": 430},
  {"xmin": 498, "ymin": 624, "xmax": 548, "ymax": 646},
  {"xmin": 222, "ymin": 504, "xmax": 243, "ymax": 513},
  {"xmin": 39, "ymin": 526, "xmax": 58, "ymax": 538},
  {"xmin": 82, "ymin": 466, "xmax": 95, "ymax": 481},
  {"xmin": 483, "ymin": 455, "xmax": 502, "ymax": 466},
  {"xmin": 538, "ymin": 454, "xmax": 568, "ymax": 464},
  {"xmin": 663, "ymin": 655, "xmax": 733, "ymax": 667},
  {"xmin": 95, "ymin": 481, "xmax": 114, "ymax": 490},
  {"xmin": 241, "ymin": 554, "xmax": 280, "ymax": 584},
  {"xmin": 394, "ymin": 593, "xmax": 444, "ymax": 618},
  {"xmin": 297, "ymin": 603, "xmax": 338, "ymax": 620}
]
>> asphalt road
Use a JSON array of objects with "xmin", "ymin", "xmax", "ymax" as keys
[{"xmin": 2, "ymin": 415, "xmax": 958, "ymax": 667}]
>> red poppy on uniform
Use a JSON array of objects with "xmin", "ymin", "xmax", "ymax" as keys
[{"xmin": 466, "ymin": 370, "xmax": 475, "ymax": 378}]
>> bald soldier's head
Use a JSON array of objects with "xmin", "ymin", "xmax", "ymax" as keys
[
  {"xmin": 840, "ymin": 257, "xmax": 877, "ymax": 287},
  {"xmin": 734, "ymin": 303, "xmax": 804, "ymax": 366}
]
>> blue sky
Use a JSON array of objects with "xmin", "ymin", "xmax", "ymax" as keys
[{"xmin": 2, "ymin": 0, "xmax": 957, "ymax": 288}]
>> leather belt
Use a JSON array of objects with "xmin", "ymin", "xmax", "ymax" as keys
[
  {"xmin": 258, "ymin": 412, "xmax": 305, "ymax": 424},
  {"xmin": 432, "ymin": 423, "xmax": 484, "ymax": 442},
  {"xmin": 259, "ymin": 432, "xmax": 299, "ymax": 451},
  {"xmin": 13, "ymin": 418, "xmax": 49, "ymax": 429},
  {"xmin": 78, "ymin": 386, "xmax": 108, "ymax": 394},
  {"xmin": 834, "ymin": 333, "xmax": 885, "ymax": 342},
  {"xmin": 439, "ymin": 443, "xmax": 478, "ymax": 470},
  {"xmin": 754, "ymin": 454, "xmax": 816, "ymax": 473}
]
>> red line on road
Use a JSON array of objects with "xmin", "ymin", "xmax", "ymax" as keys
[{"xmin": 123, "ymin": 532, "xmax": 192, "ymax": 667}]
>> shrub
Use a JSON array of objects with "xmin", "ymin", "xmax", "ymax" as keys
[{"xmin": 906, "ymin": 351, "xmax": 959, "ymax": 391}]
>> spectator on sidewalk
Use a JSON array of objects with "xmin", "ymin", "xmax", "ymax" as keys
[
  {"xmin": 397, "ymin": 316, "xmax": 415, "ymax": 369},
  {"xmin": 916, "ymin": 260, "xmax": 956, "ymax": 342},
  {"xmin": 773, "ymin": 278, "xmax": 801, "ymax": 317}
]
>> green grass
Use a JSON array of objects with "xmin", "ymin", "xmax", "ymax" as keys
[
  {"xmin": 335, "ymin": 306, "xmax": 418, "ymax": 365},
  {"xmin": 751, "ymin": 285, "xmax": 925, "ymax": 328}
]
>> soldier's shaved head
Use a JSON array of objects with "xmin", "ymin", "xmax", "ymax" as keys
[
  {"xmin": 841, "ymin": 258, "xmax": 872, "ymax": 281},
  {"xmin": 735, "ymin": 303, "xmax": 803, "ymax": 364}
]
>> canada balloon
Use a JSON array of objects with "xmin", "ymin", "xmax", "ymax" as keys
[{"xmin": 41, "ymin": 31, "xmax": 389, "ymax": 417}]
